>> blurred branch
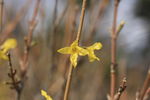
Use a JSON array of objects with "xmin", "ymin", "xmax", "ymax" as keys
[
  {"xmin": 136, "ymin": 90, "xmax": 140, "ymax": 100},
  {"xmin": 139, "ymin": 69, "xmax": 150, "ymax": 100},
  {"xmin": 20, "ymin": 0, "xmax": 40, "ymax": 78},
  {"xmin": 143, "ymin": 87, "xmax": 150, "ymax": 100},
  {"xmin": 17, "ymin": 0, "xmax": 40, "ymax": 99},
  {"xmin": 0, "ymin": 0, "xmax": 31, "ymax": 44},
  {"xmin": 58, "ymin": 4, "xmax": 78, "ymax": 76},
  {"xmin": 0, "ymin": 0, "xmax": 4, "ymax": 33},
  {"xmin": 53, "ymin": 0, "xmax": 58, "ymax": 25},
  {"xmin": 48, "ymin": 4, "xmax": 78, "ymax": 96},
  {"xmin": 49, "ymin": 0, "xmax": 69, "ymax": 44},
  {"xmin": 55, "ymin": 3, "xmax": 68, "ymax": 27},
  {"xmin": 49, "ymin": 1, "xmax": 69, "ymax": 69},
  {"xmin": 86, "ymin": 0, "xmax": 109, "ymax": 44},
  {"xmin": 49, "ymin": 0, "xmax": 59, "ymax": 69}
]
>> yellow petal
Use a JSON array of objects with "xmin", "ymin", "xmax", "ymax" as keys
[
  {"xmin": 1, "ymin": 38, "xmax": 17, "ymax": 53},
  {"xmin": 57, "ymin": 47, "xmax": 72, "ymax": 54},
  {"xmin": 71, "ymin": 40, "xmax": 78, "ymax": 48},
  {"xmin": 41, "ymin": 90, "xmax": 53, "ymax": 100},
  {"xmin": 0, "ymin": 51, "xmax": 8, "ymax": 60},
  {"xmin": 76, "ymin": 46, "xmax": 88, "ymax": 56},
  {"xmin": 70, "ymin": 53, "xmax": 78, "ymax": 68},
  {"xmin": 87, "ymin": 42, "xmax": 102, "ymax": 50},
  {"xmin": 85, "ymin": 42, "xmax": 102, "ymax": 62},
  {"xmin": 88, "ymin": 51, "xmax": 100, "ymax": 62}
]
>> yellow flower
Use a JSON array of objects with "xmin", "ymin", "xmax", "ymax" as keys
[
  {"xmin": 86, "ymin": 42, "xmax": 102, "ymax": 62},
  {"xmin": 0, "ymin": 38, "xmax": 17, "ymax": 60},
  {"xmin": 41, "ymin": 90, "xmax": 53, "ymax": 100},
  {"xmin": 57, "ymin": 40, "xmax": 88, "ymax": 68}
]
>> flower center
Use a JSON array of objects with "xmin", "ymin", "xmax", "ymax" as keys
[{"xmin": 72, "ymin": 47, "xmax": 77, "ymax": 53}]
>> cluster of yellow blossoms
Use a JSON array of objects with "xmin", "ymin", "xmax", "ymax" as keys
[
  {"xmin": 0, "ymin": 38, "xmax": 17, "ymax": 60},
  {"xmin": 57, "ymin": 40, "xmax": 102, "ymax": 68}
]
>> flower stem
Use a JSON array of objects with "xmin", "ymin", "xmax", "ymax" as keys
[
  {"xmin": 76, "ymin": 0, "xmax": 87, "ymax": 42},
  {"xmin": 110, "ymin": 0, "xmax": 120, "ymax": 99},
  {"xmin": 63, "ymin": 64, "xmax": 73, "ymax": 100},
  {"xmin": 0, "ymin": 0, "xmax": 4, "ymax": 33},
  {"xmin": 63, "ymin": 0, "xmax": 87, "ymax": 100},
  {"xmin": 139, "ymin": 69, "xmax": 150, "ymax": 100},
  {"xmin": 7, "ymin": 53, "xmax": 21, "ymax": 100}
]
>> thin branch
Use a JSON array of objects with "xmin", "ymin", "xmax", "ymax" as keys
[
  {"xmin": 76, "ymin": 0, "xmax": 87, "ymax": 42},
  {"xmin": 139, "ymin": 69, "xmax": 150, "ymax": 100},
  {"xmin": 20, "ymin": 0, "xmax": 40, "ymax": 78},
  {"xmin": 55, "ymin": 3, "xmax": 68, "ymax": 27},
  {"xmin": 63, "ymin": 0, "xmax": 87, "ymax": 100},
  {"xmin": 47, "ymin": 0, "xmax": 68, "ymax": 43},
  {"xmin": 0, "ymin": 0, "xmax": 4, "ymax": 33},
  {"xmin": 6, "ymin": 53, "xmax": 21, "ymax": 100},
  {"xmin": 114, "ymin": 77, "xmax": 127, "ymax": 100},
  {"xmin": 110, "ymin": 0, "xmax": 120, "ymax": 99},
  {"xmin": 53, "ymin": 0, "xmax": 58, "ymax": 25},
  {"xmin": 86, "ymin": 0, "xmax": 109, "ymax": 43},
  {"xmin": 16, "ymin": 0, "xmax": 40, "ymax": 99},
  {"xmin": 49, "ymin": 1, "xmax": 69, "ymax": 69},
  {"xmin": 0, "ymin": 0, "xmax": 31, "ymax": 44},
  {"xmin": 48, "ymin": 0, "xmax": 58, "ymax": 70},
  {"xmin": 136, "ymin": 90, "xmax": 140, "ymax": 100},
  {"xmin": 48, "ymin": 5, "xmax": 78, "ymax": 96},
  {"xmin": 63, "ymin": 64, "xmax": 73, "ymax": 100},
  {"xmin": 143, "ymin": 87, "xmax": 150, "ymax": 100},
  {"xmin": 58, "ymin": 5, "xmax": 78, "ymax": 75}
]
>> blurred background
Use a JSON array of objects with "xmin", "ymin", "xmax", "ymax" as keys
[{"xmin": 0, "ymin": 0, "xmax": 150, "ymax": 100}]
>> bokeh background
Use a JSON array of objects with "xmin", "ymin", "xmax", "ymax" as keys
[{"xmin": 0, "ymin": 0, "xmax": 150, "ymax": 100}]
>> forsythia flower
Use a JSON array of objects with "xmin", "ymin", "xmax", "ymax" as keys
[
  {"xmin": 41, "ymin": 90, "xmax": 53, "ymax": 100},
  {"xmin": 86, "ymin": 42, "xmax": 102, "ymax": 62},
  {"xmin": 0, "ymin": 38, "xmax": 17, "ymax": 60},
  {"xmin": 57, "ymin": 40, "xmax": 88, "ymax": 68}
]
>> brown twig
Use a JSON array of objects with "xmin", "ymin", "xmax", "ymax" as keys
[
  {"xmin": 114, "ymin": 77, "xmax": 127, "ymax": 100},
  {"xmin": 6, "ymin": 53, "xmax": 22, "ymax": 100},
  {"xmin": 58, "ymin": 4, "xmax": 79, "ymax": 76},
  {"xmin": 49, "ymin": 0, "xmax": 69, "ymax": 70},
  {"xmin": 143, "ymin": 87, "xmax": 150, "ymax": 100},
  {"xmin": 20, "ymin": 0, "xmax": 40, "ymax": 78},
  {"xmin": 16, "ymin": 0, "xmax": 40, "ymax": 99},
  {"xmin": 48, "ymin": 4, "xmax": 78, "ymax": 97},
  {"xmin": 63, "ymin": 0, "xmax": 87, "ymax": 100},
  {"xmin": 76, "ymin": 0, "xmax": 86, "ymax": 42},
  {"xmin": 47, "ymin": 0, "xmax": 68, "ymax": 43},
  {"xmin": 136, "ymin": 89, "xmax": 140, "ymax": 100},
  {"xmin": 86, "ymin": 0, "xmax": 109, "ymax": 44},
  {"xmin": 61, "ymin": 4, "xmax": 79, "ymax": 75},
  {"xmin": 47, "ymin": 0, "xmax": 58, "ymax": 70},
  {"xmin": 55, "ymin": 3, "xmax": 68, "ymax": 27},
  {"xmin": 0, "ymin": 0, "xmax": 31, "ymax": 44},
  {"xmin": 53, "ymin": 0, "xmax": 58, "ymax": 25},
  {"xmin": 0, "ymin": 0, "xmax": 4, "ymax": 33},
  {"xmin": 139, "ymin": 69, "xmax": 150, "ymax": 100},
  {"xmin": 63, "ymin": 64, "xmax": 73, "ymax": 100},
  {"xmin": 110, "ymin": 0, "xmax": 120, "ymax": 99}
]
